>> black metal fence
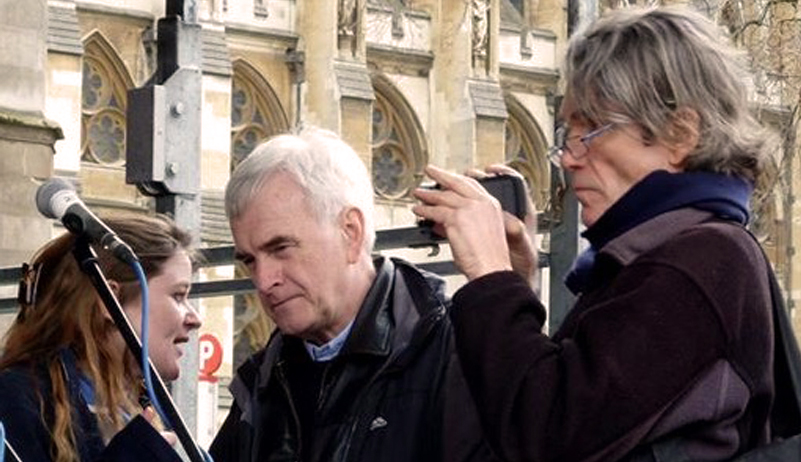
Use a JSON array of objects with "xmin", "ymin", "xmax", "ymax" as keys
[{"xmin": 0, "ymin": 224, "xmax": 550, "ymax": 315}]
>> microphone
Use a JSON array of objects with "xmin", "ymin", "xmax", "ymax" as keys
[{"xmin": 36, "ymin": 178, "xmax": 138, "ymax": 264}]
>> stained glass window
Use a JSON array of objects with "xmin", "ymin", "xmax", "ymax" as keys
[
  {"xmin": 81, "ymin": 50, "xmax": 128, "ymax": 166},
  {"xmin": 230, "ymin": 62, "xmax": 289, "ymax": 169},
  {"xmin": 370, "ymin": 81, "xmax": 425, "ymax": 199},
  {"xmin": 504, "ymin": 101, "xmax": 550, "ymax": 210}
]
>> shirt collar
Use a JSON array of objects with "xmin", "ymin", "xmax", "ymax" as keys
[{"xmin": 304, "ymin": 319, "xmax": 355, "ymax": 362}]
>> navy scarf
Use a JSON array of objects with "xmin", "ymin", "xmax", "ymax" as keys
[{"xmin": 565, "ymin": 170, "xmax": 752, "ymax": 295}]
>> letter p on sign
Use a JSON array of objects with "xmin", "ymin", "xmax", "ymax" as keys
[{"xmin": 199, "ymin": 333, "xmax": 223, "ymax": 381}]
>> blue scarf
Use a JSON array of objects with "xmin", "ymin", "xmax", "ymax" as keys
[{"xmin": 565, "ymin": 170, "xmax": 753, "ymax": 295}]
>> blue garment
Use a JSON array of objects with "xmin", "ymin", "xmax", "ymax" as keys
[
  {"xmin": 565, "ymin": 170, "xmax": 753, "ymax": 294},
  {"xmin": 304, "ymin": 319, "xmax": 355, "ymax": 361}
]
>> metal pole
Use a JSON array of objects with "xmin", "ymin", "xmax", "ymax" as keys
[
  {"xmin": 126, "ymin": 0, "xmax": 203, "ymax": 449},
  {"xmin": 547, "ymin": 0, "xmax": 598, "ymax": 332}
]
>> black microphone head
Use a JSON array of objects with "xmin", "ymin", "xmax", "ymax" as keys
[{"xmin": 36, "ymin": 178, "xmax": 75, "ymax": 219}]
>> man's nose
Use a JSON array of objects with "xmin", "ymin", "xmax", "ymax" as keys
[
  {"xmin": 251, "ymin": 260, "xmax": 283, "ymax": 293},
  {"xmin": 560, "ymin": 149, "xmax": 582, "ymax": 170}
]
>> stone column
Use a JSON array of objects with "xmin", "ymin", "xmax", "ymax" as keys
[
  {"xmin": 471, "ymin": 0, "xmax": 506, "ymax": 168},
  {"xmin": 335, "ymin": 0, "xmax": 373, "ymax": 163},
  {"xmin": 0, "ymin": 0, "xmax": 63, "ymax": 267},
  {"xmin": 430, "ymin": 0, "xmax": 474, "ymax": 171},
  {"xmin": 296, "ymin": 0, "xmax": 339, "ymax": 130}
]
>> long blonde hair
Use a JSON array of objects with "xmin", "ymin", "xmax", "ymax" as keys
[{"xmin": 0, "ymin": 213, "xmax": 194, "ymax": 462}]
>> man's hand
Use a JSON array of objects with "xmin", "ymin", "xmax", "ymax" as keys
[
  {"xmin": 480, "ymin": 164, "xmax": 538, "ymax": 285},
  {"xmin": 413, "ymin": 165, "xmax": 513, "ymax": 281}
]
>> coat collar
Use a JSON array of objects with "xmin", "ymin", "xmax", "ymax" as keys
[{"xmin": 599, "ymin": 208, "xmax": 718, "ymax": 267}]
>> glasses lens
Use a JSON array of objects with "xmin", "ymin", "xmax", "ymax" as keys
[
  {"xmin": 549, "ymin": 126, "xmax": 569, "ymax": 167},
  {"xmin": 554, "ymin": 126, "xmax": 567, "ymax": 148}
]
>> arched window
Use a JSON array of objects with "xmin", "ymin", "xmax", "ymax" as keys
[
  {"xmin": 230, "ymin": 60, "xmax": 289, "ymax": 169},
  {"xmin": 504, "ymin": 96, "xmax": 550, "ymax": 210},
  {"xmin": 371, "ymin": 76, "xmax": 427, "ymax": 199},
  {"xmin": 81, "ymin": 33, "xmax": 133, "ymax": 166}
]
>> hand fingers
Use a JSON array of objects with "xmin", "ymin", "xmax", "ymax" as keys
[
  {"xmin": 412, "ymin": 188, "xmax": 466, "ymax": 227},
  {"xmin": 160, "ymin": 431, "xmax": 178, "ymax": 446},
  {"xmin": 140, "ymin": 406, "xmax": 177, "ymax": 446},
  {"xmin": 464, "ymin": 167, "xmax": 490, "ymax": 180},
  {"xmin": 142, "ymin": 406, "xmax": 156, "ymax": 423},
  {"xmin": 484, "ymin": 163, "xmax": 522, "ymax": 178},
  {"xmin": 424, "ymin": 165, "xmax": 488, "ymax": 198},
  {"xmin": 483, "ymin": 164, "xmax": 539, "ymax": 224}
]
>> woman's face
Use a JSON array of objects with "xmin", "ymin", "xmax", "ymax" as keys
[
  {"xmin": 558, "ymin": 108, "xmax": 682, "ymax": 227},
  {"xmin": 122, "ymin": 251, "xmax": 201, "ymax": 381}
]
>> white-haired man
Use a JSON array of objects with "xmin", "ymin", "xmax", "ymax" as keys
[{"xmin": 209, "ymin": 128, "xmax": 496, "ymax": 462}]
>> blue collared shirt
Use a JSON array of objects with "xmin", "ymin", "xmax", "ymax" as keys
[{"xmin": 304, "ymin": 320, "xmax": 355, "ymax": 362}]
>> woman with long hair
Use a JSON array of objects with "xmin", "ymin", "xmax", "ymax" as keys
[{"xmin": 0, "ymin": 213, "xmax": 201, "ymax": 461}]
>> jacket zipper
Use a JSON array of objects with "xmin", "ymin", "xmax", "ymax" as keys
[{"xmin": 275, "ymin": 361, "xmax": 304, "ymax": 461}]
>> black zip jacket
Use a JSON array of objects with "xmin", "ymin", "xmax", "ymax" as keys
[{"xmin": 210, "ymin": 257, "xmax": 493, "ymax": 462}]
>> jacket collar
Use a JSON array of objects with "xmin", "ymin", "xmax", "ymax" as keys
[
  {"xmin": 599, "ymin": 208, "xmax": 717, "ymax": 267},
  {"xmin": 341, "ymin": 256, "xmax": 395, "ymax": 356}
]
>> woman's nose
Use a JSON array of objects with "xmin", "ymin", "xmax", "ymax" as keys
[{"xmin": 184, "ymin": 303, "xmax": 202, "ymax": 330}]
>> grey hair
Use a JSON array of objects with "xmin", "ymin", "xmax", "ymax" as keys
[
  {"xmin": 225, "ymin": 127, "xmax": 376, "ymax": 253},
  {"xmin": 564, "ymin": 5, "xmax": 773, "ymax": 182}
]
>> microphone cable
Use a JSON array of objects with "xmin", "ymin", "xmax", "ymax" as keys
[
  {"xmin": 132, "ymin": 261, "xmax": 215, "ymax": 462},
  {"xmin": 132, "ymin": 261, "xmax": 172, "ymax": 429}
]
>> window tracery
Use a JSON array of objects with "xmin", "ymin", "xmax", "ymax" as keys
[
  {"xmin": 230, "ymin": 61, "xmax": 289, "ymax": 169},
  {"xmin": 371, "ymin": 78, "xmax": 427, "ymax": 199},
  {"xmin": 81, "ymin": 36, "xmax": 131, "ymax": 166}
]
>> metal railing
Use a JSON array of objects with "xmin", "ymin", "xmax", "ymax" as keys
[{"xmin": 0, "ymin": 222, "xmax": 550, "ymax": 315}]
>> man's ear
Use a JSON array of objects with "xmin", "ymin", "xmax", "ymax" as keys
[
  {"xmin": 665, "ymin": 107, "xmax": 701, "ymax": 168},
  {"xmin": 340, "ymin": 207, "xmax": 366, "ymax": 263}
]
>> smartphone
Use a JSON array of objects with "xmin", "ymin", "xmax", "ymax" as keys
[{"xmin": 418, "ymin": 174, "xmax": 528, "ymax": 238}]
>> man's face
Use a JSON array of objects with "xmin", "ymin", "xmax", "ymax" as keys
[
  {"xmin": 559, "ymin": 104, "xmax": 679, "ymax": 227},
  {"xmin": 231, "ymin": 172, "xmax": 356, "ymax": 344}
]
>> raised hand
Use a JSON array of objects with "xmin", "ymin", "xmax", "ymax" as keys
[{"xmin": 412, "ymin": 165, "xmax": 512, "ymax": 281}]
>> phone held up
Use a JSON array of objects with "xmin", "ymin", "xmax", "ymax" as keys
[
  {"xmin": 375, "ymin": 174, "xmax": 528, "ymax": 250},
  {"xmin": 417, "ymin": 174, "xmax": 527, "ymax": 240}
]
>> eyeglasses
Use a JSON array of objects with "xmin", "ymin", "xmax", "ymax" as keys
[{"xmin": 548, "ymin": 123, "xmax": 615, "ymax": 167}]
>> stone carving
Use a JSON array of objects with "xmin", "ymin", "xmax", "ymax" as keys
[
  {"xmin": 472, "ymin": 0, "xmax": 489, "ymax": 59},
  {"xmin": 339, "ymin": 0, "xmax": 358, "ymax": 36}
]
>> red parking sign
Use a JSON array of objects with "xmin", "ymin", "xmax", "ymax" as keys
[{"xmin": 199, "ymin": 333, "xmax": 223, "ymax": 380}]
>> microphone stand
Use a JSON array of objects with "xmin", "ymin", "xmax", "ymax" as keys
[
  {"xmin": 4, "ymin": 440, "xmax": 22, "ymax": 462},
  {"xmin": 72, "ymin": 237, "xmax": 206, "ymax": 462}
]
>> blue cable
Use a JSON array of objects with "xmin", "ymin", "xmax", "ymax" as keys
[
  {"xmin": 1, "ymin": 420, "xmax": 6, "ymax": 462},
  {"xmin": 132, "ymin": 261, "xmax": 172, "ymax": 429}
]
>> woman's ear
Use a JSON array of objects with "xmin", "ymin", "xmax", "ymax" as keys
[
  {"xmin": 665, "ymin": 107, "xmax": 701, "ymax": 167},
  {"xmin": 340, "ymin": 207, "xmax": 366, "ymax": 263},
  {"xmin": 108, "ymin": 280, "xmax": 121, "ymax": 298},
  {"xmin": 97, "ymin": 280, "xmax": 121, "ymax": 322}
]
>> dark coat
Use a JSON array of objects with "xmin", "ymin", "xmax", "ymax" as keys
[
  {"xmin": 210, "ymin": 257, "xmax": 496, "ymax": 462},
  {"xmin": 449, "ymin": 208, "xmax": 774, "ymax": 462},
  {"xmin": 0, "ymin": 350, "xmax": 181, "ymax": 462}
]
